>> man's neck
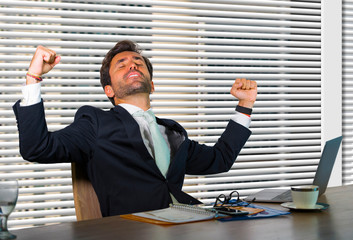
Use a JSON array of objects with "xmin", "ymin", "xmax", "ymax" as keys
[{"xmin": 114, "ymin": 93, "xmax": 151, "ymax": 111}]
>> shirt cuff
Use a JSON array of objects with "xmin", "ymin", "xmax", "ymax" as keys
[
  {"xmin": 20, "ymin": 83, "xmax": 41, "ymax": 106},
  {"xmin": 230, "ymin": 111, "xmax": 251, "ymax": 129}
]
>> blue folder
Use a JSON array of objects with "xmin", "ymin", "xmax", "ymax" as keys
[{"xmin": 217, "ymin": 201, "xmax": 290, "ymax": 221}]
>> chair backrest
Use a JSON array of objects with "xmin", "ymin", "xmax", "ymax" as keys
[{"xmin": 71, "ymin": 162, "xmax": 102, "ymax": 221}]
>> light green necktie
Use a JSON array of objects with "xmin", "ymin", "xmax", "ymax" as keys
[{"xmin": 134, "ymin": 110, "xmax": 170, "ymax": 177}]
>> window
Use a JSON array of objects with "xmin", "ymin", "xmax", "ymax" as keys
[{"xmin": 0, "ymin": 0, "xmax": 340, "ymax": 229}]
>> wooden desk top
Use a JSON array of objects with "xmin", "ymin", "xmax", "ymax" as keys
[{"xmin": 13, "ymin": 185, "xmax": 353, "ymax": 240}]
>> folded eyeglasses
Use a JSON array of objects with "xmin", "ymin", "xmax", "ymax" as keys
[{"xmin": 213, "ymin": 190, "xmax": 253, "ymax": 208}]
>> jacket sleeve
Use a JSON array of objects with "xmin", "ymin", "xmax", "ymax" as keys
[
  {"xmin": 13, "ymin": 100, "xmax": 97, "ymax": 164},
  {"xmin": 185, "ymin": 120, "xmax": 251, "ymax": 175}
]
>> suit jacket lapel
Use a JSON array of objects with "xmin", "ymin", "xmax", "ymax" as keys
[
  {"xmin": 112, "ymin": 106, "xmax": 162, "ymax": 174},
  {"xmin": 156, "ymin": 117, "xmax": 187, "ymax": 168},
  {"xmin": 112, "ymin": 106, "xmax": 187, "ymax": 178}
]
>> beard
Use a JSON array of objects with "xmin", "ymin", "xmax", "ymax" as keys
[{"xmin": 112, "ymin": 70, "xmax": 152, "ymax": 99}]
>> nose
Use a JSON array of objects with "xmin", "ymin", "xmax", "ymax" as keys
[{"xmin": 129, "ymin": 61, "xmax": 137, "ymax": 70}]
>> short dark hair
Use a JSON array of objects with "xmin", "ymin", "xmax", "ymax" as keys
[{"xmin": 100, "ymin": 40, "xmax": 153, "ymax": 105}]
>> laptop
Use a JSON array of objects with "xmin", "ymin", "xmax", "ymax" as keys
[{"xmin": 244, "ymin": 136, "xmax": 343, "ymax": 203}]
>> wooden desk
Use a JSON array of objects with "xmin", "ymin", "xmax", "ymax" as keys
[{"xmin": 13, "ymin": 185, "xmax": 353, "ymax": 240}]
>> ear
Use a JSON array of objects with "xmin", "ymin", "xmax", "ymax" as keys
[{"xmin": 104, "ymin": 85, "xmax": 114, "ymax": 98}]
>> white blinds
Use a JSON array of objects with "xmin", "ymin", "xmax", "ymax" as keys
[
  {"xmin": 343, "ymin": 0, "xmax": 353, "ymax": 185},
  {"xmin": 0, "ymin": 0, "xmax": 322, "ymax": 229}
]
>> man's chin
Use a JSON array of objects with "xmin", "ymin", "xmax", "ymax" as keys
[
  {"xmin": 130, "ymin": 82, "xmax": 151, "ymax": 94},
  {"xmin": 118, "ymin": 87, "xmax": 151, "ymax": 98},
  {"xmin": 129, "ymin": 89, "xmax": 151, "ymax": 95}
]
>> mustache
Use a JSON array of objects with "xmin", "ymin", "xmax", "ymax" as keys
[{"xmin": 124, "ymin": 69, "xmax": 145, "ymax": 79}]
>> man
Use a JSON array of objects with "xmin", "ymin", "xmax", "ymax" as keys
[{"xmin": 13, "ymin": 40, "xmax": 257, "ymax": 217}]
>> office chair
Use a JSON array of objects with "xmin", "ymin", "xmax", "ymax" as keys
[{"xmin": 71, "ymin": 162, "xmax": 102, "ymax": 221}]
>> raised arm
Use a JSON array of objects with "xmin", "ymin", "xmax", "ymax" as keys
[
  {"xmin": 26, "ymin": 45, "xmax": 61, "ymax": 85},
  {"xmin": 14, "ymin": 46, "xmax": 96, "ymax": 164},
  {"xmin": 185, "ymin": 78, "xmax": 257, "ymax": 175}
]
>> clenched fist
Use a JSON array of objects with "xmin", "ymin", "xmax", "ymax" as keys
[
  {"xmin": 26, "ymin": 45, "xmax": 61, "ymax": 85},
  {"xmin": 230, "ymin": 78, "xmax": 257, "ymax": 108}
]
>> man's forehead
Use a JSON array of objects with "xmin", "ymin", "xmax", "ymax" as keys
[{"xmin": 112, "ymin": 51, "xmax": 143, "ymax": 61}]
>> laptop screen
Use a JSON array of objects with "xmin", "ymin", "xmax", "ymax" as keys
[{"xmin": 313, "ymin": 136, "xmax": 342, "ymax": 195}]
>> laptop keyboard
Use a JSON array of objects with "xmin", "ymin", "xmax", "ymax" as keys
[{"xmin": 271, "ymin": 190, "xmax": 292, "ymax": 201}]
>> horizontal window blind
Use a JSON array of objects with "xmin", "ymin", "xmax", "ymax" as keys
[
  {"xmin": 0, "ymin": 0, "xmax": 322, "ymax": 228},
  {"xmin": 343, "ymin": 0, "xmax": 353, "ymax": 185}
]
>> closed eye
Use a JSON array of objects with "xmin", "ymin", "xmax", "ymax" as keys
[{"xmin": 133, "ymin": 56, "xmax": 144, "ymax": 64}]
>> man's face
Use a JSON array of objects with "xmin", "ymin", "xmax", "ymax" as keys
[{"xmin": 105, "ymin": 51, "xmax": 153, "ymax": 101}]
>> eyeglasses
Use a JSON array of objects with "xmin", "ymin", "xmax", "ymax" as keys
[
  {"xmin": 213, "ymin": 190, "xmax": 241, "ymax": 207},
  {"xmin": 213, "ymin": 190, "xmax": 253, "ymax": 208}
]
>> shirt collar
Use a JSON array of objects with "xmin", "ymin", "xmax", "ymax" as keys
[{"xmin": 118, "ymin": 103, "xmax": 151, "ymax": 116}]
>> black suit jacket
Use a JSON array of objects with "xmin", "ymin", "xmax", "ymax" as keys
[{"xmin": 13, "ymin": 100, "xmax": 251, "ymax": 216}]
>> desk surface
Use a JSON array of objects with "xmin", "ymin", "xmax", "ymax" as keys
[{"xmin": 13, "ymin": 185, "xmax": 353, "ymax": 240}]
